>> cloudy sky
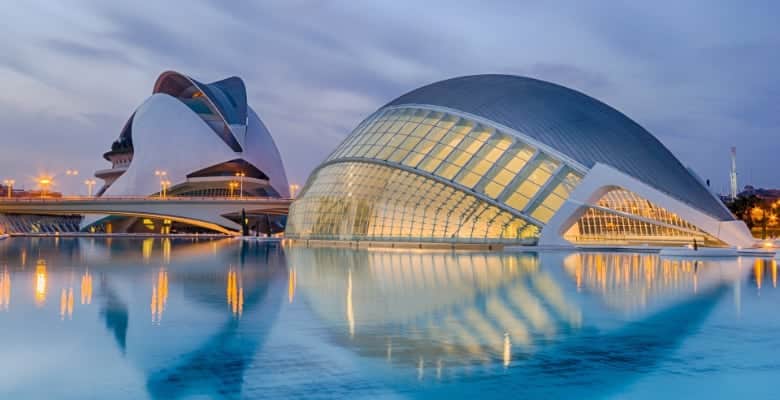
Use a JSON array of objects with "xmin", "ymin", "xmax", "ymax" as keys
[{"xmin": 0, "ymin": 0, "xmax": 778, "ymax": 194}]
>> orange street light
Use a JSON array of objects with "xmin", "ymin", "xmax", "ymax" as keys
[
  {"xmin": 38, "ymin": 177, "xmax": 53, "ymax": 199},
  {"xmin": 155, "ymin": 171, "xmax": 168, "ymax": 198},
  {"xmin": 235, "ymin": 172, "xmax": 246, "ymax": 199},
  {"xmin": 3, "ymin": 179, "xmax": 14, "ymax": 199},
  {"xmin": 228, "ymin": 181, "xmax": 239, "ymax": 198},
  {"xmin": 161, "ymin": 180, "xmax": 171, "ymax": 199}
]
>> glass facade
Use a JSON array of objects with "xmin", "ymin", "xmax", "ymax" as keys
[
  {"xmin": 286, "ymin": 162, "xmax": 538, "ymax": 243},
  {"xmin": 288, "ymin": 106, "xmax": 589, "ymax": 244},
  {"xmin": 383, "ymin": 74, "xmax": 736, "ymax": 221},
  {"xmin": 289, "ymin": 105, "xmax": 728, "ymax": 246},
  {"xmin": 563, "ymin": 189, "xmax": 723, "ymax": 246}
]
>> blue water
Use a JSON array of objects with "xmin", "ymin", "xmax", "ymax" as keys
[{"xmin": 0, "ymin": 238, "xmax": 777, "ymax": 399}]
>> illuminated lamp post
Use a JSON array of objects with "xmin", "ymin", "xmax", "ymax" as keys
[
  {"xmin": 289, "ymin": 183, "xmax": 300, "ymax": 199},
  {"xmin": 228, "ymin": 181, "xmax": 239, "ymax": 198},
  {"xmin": 38, "ymin": 177, "xmax": 52, "ymax": 199},
  {"xmin": 161, "ymin": 180, "xmax": 171, "ymax": 200},
  {"xmin": 235, "ymin": 172, "xmax": 246, "ymax": 199},
  {"xmin": 3, "ymin": 179, "xmax": 14, "ymax": 199},
  {"xmin": 84, "ymin": 179, "xmax": 96, "ymax": 197},
  {"xmin": 155, "ymin": 170, "xmax": 167, "ymax": 199}
]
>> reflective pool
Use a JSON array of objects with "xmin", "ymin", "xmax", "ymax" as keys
[{"xmin": 0, "ymin": 238, "xmax": 778, "ymax": 399}]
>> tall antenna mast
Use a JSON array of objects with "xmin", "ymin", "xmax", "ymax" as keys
[{"xmin": 729, "ymin": 146, "xmax": 738, "ymax": 200}]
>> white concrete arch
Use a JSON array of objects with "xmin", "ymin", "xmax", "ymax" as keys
[
  {"xmin": 104, "ymin": 93, "xmax": 241, "ymax": 198},
  {"xmin": 538, "ymin": 163, "xmax": 755, "ymax": 248}
]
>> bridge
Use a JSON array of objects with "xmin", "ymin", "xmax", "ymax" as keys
[{"xmin": 0, "ymin": 196, "xmax": 292, "ymax": 235}]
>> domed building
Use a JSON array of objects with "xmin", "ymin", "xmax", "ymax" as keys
[
  {"xmin": 87, "ymin": 71, "xmax": 290, "ymax": 233},
  {"xmin": 286, "ymin": 75, "xmax": 753, "ymax": 248}
]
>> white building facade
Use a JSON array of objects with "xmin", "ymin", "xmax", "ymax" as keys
[{"xmin": 86, "ymin": 71, "xmax": 290, "ymax": 233}]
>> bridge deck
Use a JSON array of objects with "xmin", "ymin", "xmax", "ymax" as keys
[{"xmin": 0, "ymin": 196, "xmax": 293, "ymax": 235}]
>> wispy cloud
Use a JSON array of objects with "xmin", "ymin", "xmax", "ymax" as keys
[{"xmin": 0, "ymin": 0, "xmax": 778, "ymax": 192}]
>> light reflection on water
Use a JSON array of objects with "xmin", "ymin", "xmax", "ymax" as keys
[{"xmin": 0, "ymin": 238, "xmax": 777, "ymax": 399}]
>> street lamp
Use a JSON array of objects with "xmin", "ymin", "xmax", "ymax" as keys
[
  {"xmin": 65, "ymin": 169, "xmax": 79, "ymax": 176},
  {"xmin": 84, "ymin": 179, "xmax": 96, "ymax": 197},
  {"xmin": 228, "ymin": 181, "xmax": 239, "ymax": 198},
  {"xmin": 3, "ymin": 179, "xmax": 14, "ymax": 199},
  {"xmin": 155, "ymin": 170, "xmax": 168, "ymax": 199},
  {"xmin": 161, "ymin": 180, "xmax": 171, "ymax": 200},
  {"xmin": 289, "ymin": 183, "xmax": 300, "ymax": 199},
  {"xmin": 38, "ymin": 177, "xmax": 52, "ymax": 199},
  {"xmin": 235, "ymin": 172, "xmax": 246, "ymax": 199}
]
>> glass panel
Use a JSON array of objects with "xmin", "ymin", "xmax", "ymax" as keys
[
  {"xmin": 530, "ymin": 204, "xmax": 556, "ymax": 223},
  {"xmin": 457, "ymin": 171, "xmax": 482, "ymax": 188},
  {"xmin": 504, "ymin": 147, "xmax": 535, "ymax": 171},
  {"xmin": 477, "ymin": 143, "xmax": 534, "ymax": 199},
  {"xmin": 561, "ymin": 188, "xmax": 723, "ymax": 246},
  {"xmin": 418, "ymin": 141, "xmax": 457, "ymax": 173},
  {"xmin": 501, "ymin": 154, "xmax": 560, "ymax": 212},
  {"xmin": 505, "ymin": 188, "xmax": 533, "ymax": 211},
  {"xmin": 436, "ymin": 162, "xmax": 461, "ymax": 180},
  {"xmin": 285, "ymin": 161, "xmax": 539, "ymax": 244},
  {"xmin": 455, "ymin": 133, "xmax": 511, "ymax": 188},
  {"xmin": 436, "ymin": 115, "xmax": 459, "ymax": 131},
  {"xmin": 525, "ymin": 171, "xmax": 583, "ymax": 223}
]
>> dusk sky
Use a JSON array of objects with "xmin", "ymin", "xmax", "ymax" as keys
[{"xmin": 1, "ymin": 1, "xmax": 778, "ymax": 194}]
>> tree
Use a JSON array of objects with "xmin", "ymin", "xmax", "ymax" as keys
[{"xmin": 725, "ymin": 194, "xmax": 761, "ymax": 229}]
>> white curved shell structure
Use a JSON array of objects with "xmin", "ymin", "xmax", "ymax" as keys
[{"xmin": 101, "ymin": 71, "xmax": 289, "ymax": 198}]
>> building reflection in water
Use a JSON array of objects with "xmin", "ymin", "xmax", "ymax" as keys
[
  {"xmin": 502, "ymin": 333, "xmax": 511, "ymax": 368},
  {"xmin": 142, "ymin": 238, "xmax": 154, "ymax": 263},
  {"xmin": 60, "ymin": 287, "xmax": 74, "ymax": 320},
  {"xmin": 34, "ymin": 259, "xmax": 47, "ymax": 307},
  {"xmin": 287, "ymin": 246, "xmax": 760, "ymax": 379},
  {"xmin": 288, "ymin": 267, "xmax": 296, "ymax": 303},
  {"xmin": 226, "ymin": 266, "xmax": 243, "ymax": 318},
  {"xmin": 347, "ymin": 269, "xmax": 354, "ymax": 338},
  {"xmin": 80, "ymin": 271, "xmax": 93, "ymax": 305},
  {"xmin": 564, "ymin": 253, "xmax": 699, "ymax": 312},
  {"xmin": 162, "ymin": 238, "xmax": 171, "ymax": 265},
  {"xmin": 288, "ymin": 247, "xmax": 583, "ymax": 372},
  {"xmin": 151, "ymin": 269, "xmax": 169, "ymax": 324},
  {"xmin": 1, "ymin": 267, "xmax": 10, "ymax": 311},
  {"xmin": 0, "ymin": 237, "xmax": 773, "ymax": 397},
  {"xmin": 752, "ymin": 258, "xmax": 778, "ymax": 290},
  {"xmin": 144, "ymin": 240, "xmax": 287, "ymax": 399}
]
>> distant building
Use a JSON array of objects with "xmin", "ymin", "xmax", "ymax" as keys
[
  {"xmin": 94, "ymin": 70, "xmax": 289, "ymax": 199},
  {"xmin": 286, "ymin": 74, "xmax": 754, "ymax": 248},
  {"xmin": 2, "ymin": 71, "xmax": 291, "ymax": 235},
  {"xmin": 84, "ymin": 70, "xmax": 290, "ymax": 234}
]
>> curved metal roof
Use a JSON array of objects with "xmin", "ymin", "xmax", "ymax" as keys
[
  {"xmin": 385, "ymin": 74, "xmax": 733, "ymax": 221},
  {"xmin": 153, "ymin": 71, "xmax": 247, "ymax": 152}
]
